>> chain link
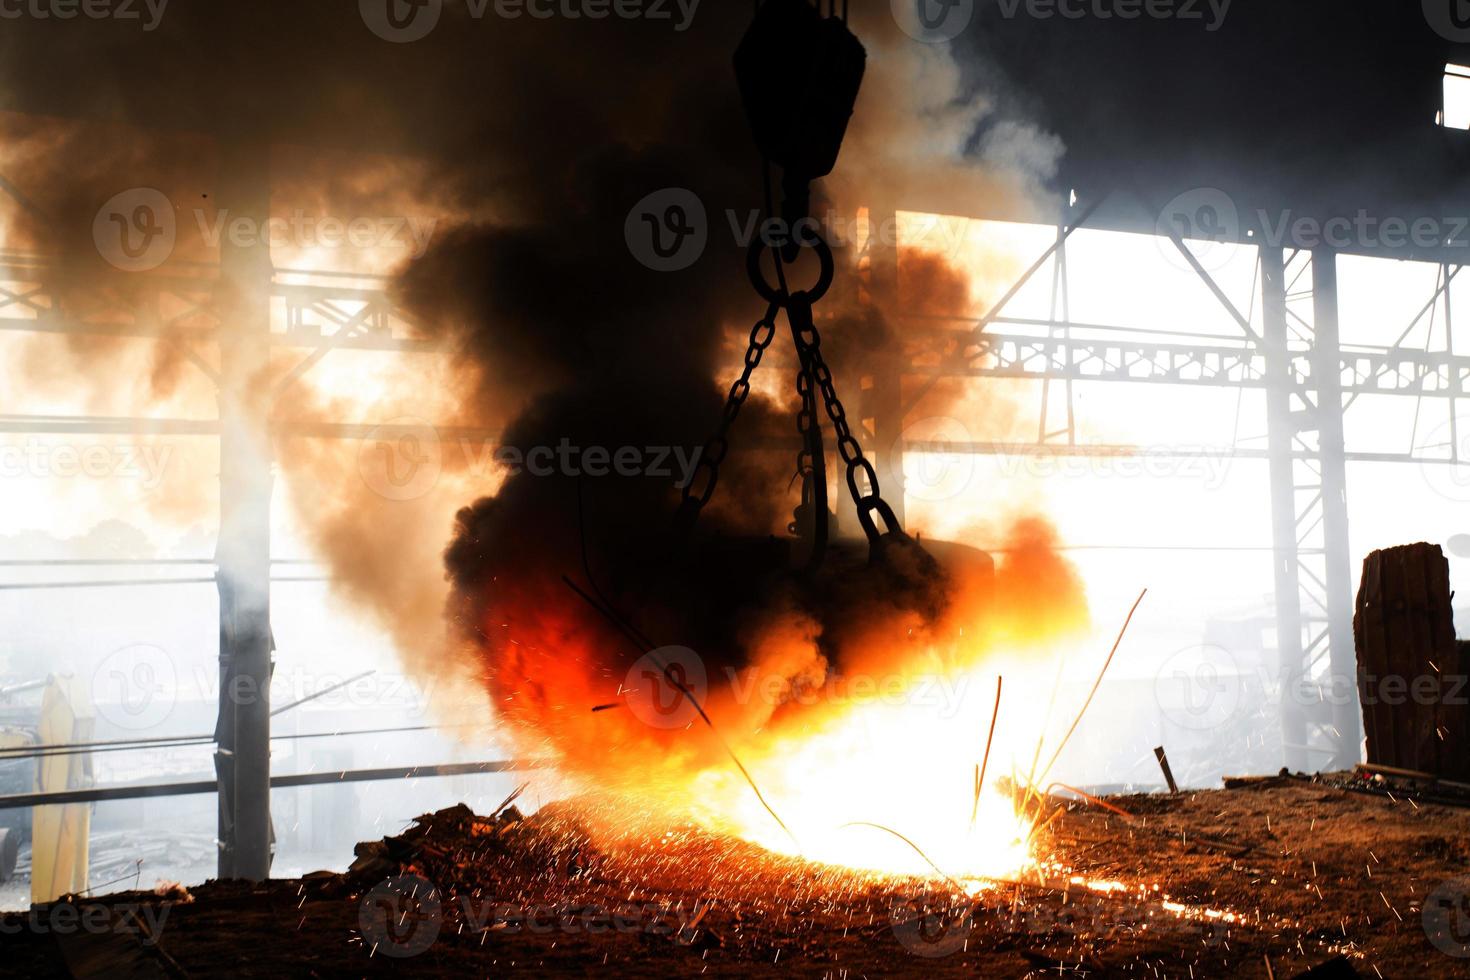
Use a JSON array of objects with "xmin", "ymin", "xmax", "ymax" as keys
[
  {"xmin": 676, "ymin": 302, "xmax": 780, "ymax": 528},
  {"xmin": 784, "ymin": 288, "xmax": 902, "ymax": 544},
  {"xmin": 794, "ymin": 363, "xmax": 818, "ymax": 481},
  {"xmin": 679, "ymin": 227, "xmax": 902, "ymax": 547},
  {"xmin": 788, "ymin": 351, "xmax": 828, "ymax": 570}
]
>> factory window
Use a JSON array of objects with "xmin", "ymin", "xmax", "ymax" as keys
[{"xmin": 1442, "ymin": 63, "xmax": 1470, "ymax": 129}]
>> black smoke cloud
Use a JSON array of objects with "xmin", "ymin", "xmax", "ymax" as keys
[{"xmin": 0, "ymin": 4, "xmax": 1067, "ymax": 773}]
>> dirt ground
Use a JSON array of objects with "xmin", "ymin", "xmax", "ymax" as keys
[{"xmin": 3, "ymin": 773, "xmax": 1469, "ymax": 977}]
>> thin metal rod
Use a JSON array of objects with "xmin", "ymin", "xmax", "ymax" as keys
[
  {"xmin": 1134, "ymin": 185, "xmax": 1261, "ymax": 347},
  {"xmin": 0, "ymin": 576, "xmax": 327, "ymax": 590},
  {"xmin": 900, "ymin": 194, "xmax": 1106, "ymax": 418},
  {"xmin": 971, "ymin": 675, "xmax": 1003, "ymax": 826},
  {"xmin": 1034, "ymin": 588, "xmax": 1148, "ymax": 790},
  {"xmin": 0, "ymin": 759, "xmax": 543, "ymax": 810},
  {"xmin": 0, "ymin": 722, "xmax": 473, "ymax": 762},
  {"xmin": 839, "ymin": 821, "xmax": 965, "ymax": 892},
  {"xmin": 270, "ymin": 669, "xmax": 375, "ymax": 716},
  {"xmin": 562, "ymin": 575, "xmax": 800, "ymax": 851},
  {"xmin": 0, "ymin": 559, "xmax": 316, "ymax": 566}
]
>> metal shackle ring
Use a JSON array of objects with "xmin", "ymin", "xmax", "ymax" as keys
[{"xmin": 746, "ymin": 234, "xmax": 835, "ymax": 305}]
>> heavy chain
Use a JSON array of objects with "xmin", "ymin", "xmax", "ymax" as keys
[
  {"xmin": 793, "ymin": 359, "xmax": 819, "ymax": 507},
  {"xmin": 676, "ymin": 301, "xmax": 780, "ymax": 532},
  {"xmin": 678, "ymin": 227, "xmax": 903, "ymax": 550},
  {"xmin": 788, "ymin": 348, "xmax": 828, "ymax": 571},
  {"xmin": 783, "ymin": 287, "xmax": 902, "ymax": 545}
]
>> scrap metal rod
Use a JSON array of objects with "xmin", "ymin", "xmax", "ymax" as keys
[
  {"xmin": 0, "ymin": 759, "xmax": 542, "ymax": 810},
  {"xmin": 0, "ymin": 722, "xmax": 467, "ymax": 762},
  {"xmin": 1034, "ymin": 588, "xmax": 1148, "ymax": 790},
  {"xmin": 562, "ymin": 574, "xmax": 800, "ymax": 852},
  {"xmin": 971, "ymin": 675, "xmax": 1003, "ymax": 826}
]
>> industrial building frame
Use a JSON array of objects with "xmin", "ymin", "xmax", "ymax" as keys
[{"xmin": 4, "ymin": 186, "xmax": 1467, "ymax": 878}]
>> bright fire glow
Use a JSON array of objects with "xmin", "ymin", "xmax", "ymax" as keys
[
  {"xmin": 476, "ymin": 529, "xmax": 1093, "ymax": 887},
  {"xmin": 689, "ymin": 663, "xmax": 1039, "ymax": 882}
]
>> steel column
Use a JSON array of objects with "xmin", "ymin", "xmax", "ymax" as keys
[
  {"xmin": 214, "ymin": 143, "xmax": 276, "ymax": 880},
  {"xmin": 1311, "ymin": 249, "xmax": 1362, "ymax": 769},
  {"xmin": 1261, "ymin": 246, "xmax": 1309, "ymax": 770}
]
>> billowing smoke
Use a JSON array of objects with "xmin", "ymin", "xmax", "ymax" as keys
[
  {"xmin": 0, "ymin": 4, "xmax": 1084, "ymax": 795},
  {"xmin": 393, "ymin": 9, "xmax": 1085, "ymax": 792}
]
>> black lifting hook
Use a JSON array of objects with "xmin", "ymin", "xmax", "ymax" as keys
[{"xmin": 734, "ymin": 0, "xmax": 866, "ymax": 259}]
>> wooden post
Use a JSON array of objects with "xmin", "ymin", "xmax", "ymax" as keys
[
  {"xmin": 1153, "ymin": 745, "xmax": 1179, "ymax": 793},
  {"xmin": 1353, "ymin": 542, "xmax": 1470, "ymax": 780}
]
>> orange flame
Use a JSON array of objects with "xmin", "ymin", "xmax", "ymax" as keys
[{"xmin": 473, "ymin": 519, "xmax": 1090, "ymax": 883}]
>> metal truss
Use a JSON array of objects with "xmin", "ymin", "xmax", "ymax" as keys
[
  {"xmin": 902, "ymin": 322, "xmax": 1470, "ymax": 401},
  {"xmin": 885, "ymin": 206, "xmax": 1468, "ymax": 773},
  {"xmin": 0, "ymin": 251, "xmax": 431, "ymax": 355},
  {"xmin": 4, "ymin": 209, "xmax": 1464, "ymax": 777},
  {"xmin": 0, "ymin": 253, "xmax": 450, "ymax": 442},
  {"xmin": 1259, "ymin": 247, "xmax": 1356, "ymax": 771}
]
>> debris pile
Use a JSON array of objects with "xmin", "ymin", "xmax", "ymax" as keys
[{"xmin": 2, "ymin": 779, "xmax": 1468, "ymax": 976}]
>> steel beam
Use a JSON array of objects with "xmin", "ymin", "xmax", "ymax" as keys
[
  {"xmin": 1262, "ymin": 246, "xmax": 1309, "ymax": 771},
  {"xmin": 1311, "ymin": 249, "xmax": 1361, "ymax": 769}
]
